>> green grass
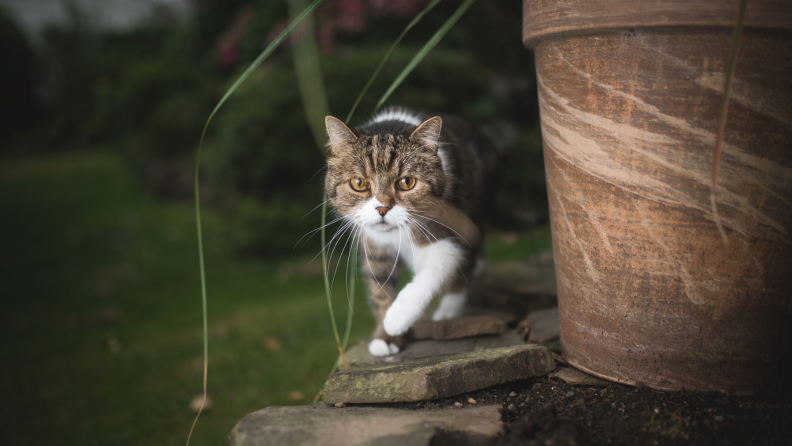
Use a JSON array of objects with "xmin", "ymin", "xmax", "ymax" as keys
[
  {"xmin": 0, "ymin": 150, "xmax": 550, "ymax": 445},
  {"xmin": 0, "ymin": 151, "xmax": 372, "ymax": 445}
]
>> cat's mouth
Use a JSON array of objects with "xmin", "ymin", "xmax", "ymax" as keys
[{"xmin": 369, "ymin": 220, "xmax": 396, "ymax": 232}]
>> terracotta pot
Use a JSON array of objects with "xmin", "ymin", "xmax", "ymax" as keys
[{"xmin": 522, "ymin": 0, "xmax": 792, "ymax": 394}]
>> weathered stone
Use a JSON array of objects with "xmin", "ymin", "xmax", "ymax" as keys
[
  {"xmin": 409, "ymin": 315, "xmax": 506, "ymax": 340},
  {"xmin": 550, "ymin": 366, "xmax": 612, "ymax": 387},
  {"xmin": 324, "ymin": 344, "xmax": 555, "ymax": 404},
  {"xmin": 526, "ymin": 307, "xmax": 559, "ymax": 343},
  {"xmin": 345, "ymin": 331, "xmax": 526, "ymax": 369},
  {"xmin": 229, "ymin": 403, "xmax": 503, "ymax": 446}
]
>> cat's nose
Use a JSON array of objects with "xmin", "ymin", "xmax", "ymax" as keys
[{"xmin": 375, "ymin": 206, "xmax": 391, "ymax": 217}]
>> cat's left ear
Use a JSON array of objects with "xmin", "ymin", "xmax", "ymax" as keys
[
  {"xmin": 325, "ymin": 116, "xmax": 357, "ymax": 156},
  {"xmin": 410, "ymin": 116, "xmax": 442, "ymax": 151}
]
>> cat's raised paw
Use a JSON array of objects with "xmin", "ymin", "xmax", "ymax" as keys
[
  {"xmin": 368, "ymin": 339, "xmax": 399, "ymax": 356},
  {"xmin": 383, "ymin": 306, "xmax": 417, "ymax": 336}
]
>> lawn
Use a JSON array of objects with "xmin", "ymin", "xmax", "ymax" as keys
[{"xmin": 0, "ymin": 151, "xmax": 551, "ymax": 445}]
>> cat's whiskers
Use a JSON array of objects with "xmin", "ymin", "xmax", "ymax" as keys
[
  {"xmin": 295, "ymin": 215, "xmax": 345, "ymax": 250},
  {"xmin": 406, "ymin": 216, "xmax": 437, "ymax": 245},
  {"xmin": 329, "ymin": 221, "xmax": 359, "ymax": 289},
  {"xmin": 408, "ymin": 216, "xmax": 468, "ymax": 283},
  {"xmin": 311, "ymin": 218, "xmax": 355, "ymax": 265},
  {"xmin": 309, "ymin": 165, "xmax": 328, "ymax": 182},
  {"xmin": 404, "ymin": 221, "xmax": 419, "ymax": 263},
  {"xmin": 343, "ymin": 226, "xmax": 362, "ymax": 313},
  {"xmin": 378, "ymin": 224, "xmax": 404, "ymax": 295},
  {"xmin": 362, "ymin": 230, "xmax": 386, "ymax": 268},
  {"xmin": 363, "ymin": 223, "xmax": 405, "ymax": 299},
  {"xmin": 362, "ymin": 234, "xmax": 396, "ymax": 300},
  {"xmin": 361, "ymin": 233, "xmax": 380, "ymax": 289},
  {"xmin": 410, "ymin": 211, "xmax": 471, "ymax": 247},
  {"xmin": 303, "ymin": 199, "xmax": 331, "ymax": 218}
]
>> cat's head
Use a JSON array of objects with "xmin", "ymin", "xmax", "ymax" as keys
[{"xmin": 324, "ymin": 115, "xmax": 445, "ymax": 234}]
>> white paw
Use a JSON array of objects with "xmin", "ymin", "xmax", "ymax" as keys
[
  {"xmin": 383, "ymin": 297, "xmax": 423, "ymax": 336},
  {"xmin": 383, "ymin": 306, "xmax": 415, "ymax": 336},
  {"xmin": 432, "ymin": 292, "xmax": 466, "ymax": 321},
  {"xmin": 368, "ymin": 339, "xmax": 392, "ymax": 356},
  {"xmin": 388, "ymin": 343, "xmax": 400, "ymax": 355}
]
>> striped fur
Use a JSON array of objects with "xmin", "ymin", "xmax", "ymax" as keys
[{"xmin": 324, "ymin": 107, "xmax": 498, "ymax": 356}]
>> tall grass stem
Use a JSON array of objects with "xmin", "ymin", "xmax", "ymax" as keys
[
  {"xmin": 290, "ymin": 0, "xmax": 332, "ymax": 151},
  {"xmin": 374, "ymin": 0, "xmax": 476, "ymax": 113},
  {"xmin": 187, "ymin": 1, "xmax": 326, "ymax": 445},
  {"xmin": 321, "ymin": 196, "xmax": 350, "ymax": 370},
  {"xmin": 344, "ymin": 0, "xmax": 442, "ymax": 124}
]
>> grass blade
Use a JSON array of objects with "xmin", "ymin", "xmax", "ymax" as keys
[
  {"xmin": 321, "ymin": 195, "xmax": 349, "ymax": 370},
  {"xmin": 187, "ymin": 1, "xmax": 325, "ymax": 445},
  {"xmin": 290, "ymin": 0, "xmax": 332, "ymax": 152},
  {"xmin": 342, "ymin": 247, "xmax": 356, "ymax": 350},
  {"xmin": 710, "ymin": 0, "xmax": 746, "ymax": 246},
  {"xmin": 374, "ymin": 0, "xmax": 476, "ymax": 113},
  {"xmin": 344, "ymin": 0, "xmax": 442, "ymax": 123}
]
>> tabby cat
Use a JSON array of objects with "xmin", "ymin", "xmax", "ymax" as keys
[{"xmin": 324, "ymin": 107, "xmax": 498, "ymax": 356}]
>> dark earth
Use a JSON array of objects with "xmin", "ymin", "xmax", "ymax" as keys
[{"xmin": 339, "ymin": 366, "xmax": 792, "ymax": 446}]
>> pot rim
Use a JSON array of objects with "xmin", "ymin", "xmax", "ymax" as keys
[{"xmin": 522, "ymin": 0, "xmax": 792, "ymax": 47}]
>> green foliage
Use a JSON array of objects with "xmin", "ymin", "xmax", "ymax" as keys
[
  {"xmin": 0, "ymin": 151, "xmax": 375, "ymax": 445},
  {"xmin": 13, "ymin": 0, "xmax": 544, "ymax": 257},
  {"xmin": 0, "ymin": 6, "xmax": 39, "ymax": 144},
  {"xmin": 0, "ymin": 150, "xmax": 551, "ymax": 445}
]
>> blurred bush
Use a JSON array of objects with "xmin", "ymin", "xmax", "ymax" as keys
[
  {"xmin": 10, "ymin": 0, "xmax": 544, "ymax": 257},
  {"xmin": 0, "ymin": 6, "xmax": 39, "ymax": 144}
]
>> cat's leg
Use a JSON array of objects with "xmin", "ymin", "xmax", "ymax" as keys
[
  {"xmin": 383, "ymin": 239, "xmax": 464, "ymax": 336},
  {"xmin": 432, "ymin": 255, "xmax": 481, "ymax": 320},
  {"xmin": 432, "ymin": 288, "xmax": 467, "ymax": 321},
  {"xmin": 362, "ymin": 246, "xmax": 403, "ymax": 356}
]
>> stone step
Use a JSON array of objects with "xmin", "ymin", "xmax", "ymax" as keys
[
  {"xmin": 346, "ymin": 330, "xmax": 527, "ymax": 370},
  {"xmin": 409, "ymin": 315, "xmax": 506, "ymax": 340},
  {"xmin": 230, "ymin": 403, "xmax": 503, "ymax": 446},
  {"xmin": 323, "ymin": 344, "xmax": 555, "ymax": 405}
]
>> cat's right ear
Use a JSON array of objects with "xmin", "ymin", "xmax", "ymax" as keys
[
  {"xmin": 410, "ymin": 116, "xmax": 442, "ymax": 152},
  {"xmin": 325, "ymin": 116, "xmax": 357, "ymax": 156}
]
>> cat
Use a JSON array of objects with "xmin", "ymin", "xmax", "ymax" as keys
[{"xmin": 324, "ymin": 107, "xmax": 498, "ymax": 356}]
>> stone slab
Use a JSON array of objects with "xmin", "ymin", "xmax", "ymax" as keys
[
  {"xmin": 345, "ymin": 331, "xmax": 526, "ymax": 369},
  {"xmin": 409, "ymin": 315, "xmax": 506, "ymax": 340},
  {"xmin": 550, "ymin": 366, "xmax": 612, "ymax": 387},
  {"xmin": 324, "ymin": 344, "xmax": 555, "ymax": 404},
  {"xmin": 230, "ymin": 403, "xmax": 502, "ymax": 446}
]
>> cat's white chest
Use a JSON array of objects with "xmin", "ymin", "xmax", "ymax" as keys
[
  {"xmin": 363, "ymin": 225, "xmax": 418, "ymax": 271},
  {"xmin": 363, "ymin": 225, "xmax": 461, "ymax": 275}
]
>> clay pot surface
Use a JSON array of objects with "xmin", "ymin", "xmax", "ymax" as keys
[{"xmin": 523, "ymin": 0, "xmax": 792, "ymax": 394}]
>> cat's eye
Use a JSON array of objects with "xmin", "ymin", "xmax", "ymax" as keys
[
  {"xmin": 349, "ymin": 178, "xmax": 370, "ymax": 192},
  {"xmin": 397, "ymin": 177, "xmax": 417, "ymax": 191}
]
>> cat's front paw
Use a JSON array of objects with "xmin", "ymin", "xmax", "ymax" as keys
[
  {"xmin": 383, "ymin": 300, "xmax": 421, "ymax": 336},
  {"xmin": 368, "ymin": 339, "xmax": 400, "ymax": 356}
]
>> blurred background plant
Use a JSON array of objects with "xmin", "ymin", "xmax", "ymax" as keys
[
  {"xmin": 0, "ymin": 0, "xmax": 548, "ymax": 444},
  {"xmin": 2, "ymin": 0, "xmax": 544, "ymax": 255}
]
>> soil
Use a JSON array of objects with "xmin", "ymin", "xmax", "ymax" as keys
[{"xmin": 369, "ymin": 367, "xmax": 792, "ymax": 446}]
